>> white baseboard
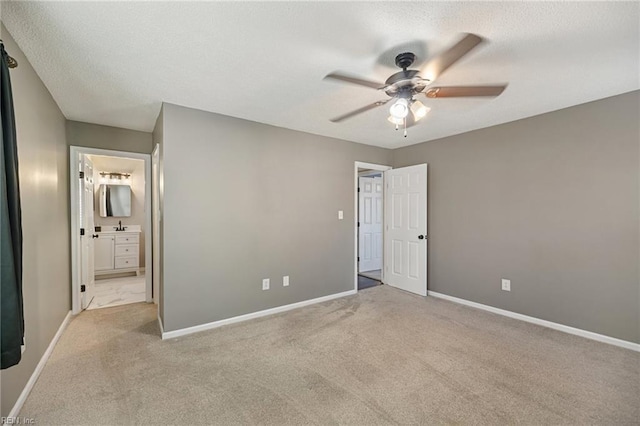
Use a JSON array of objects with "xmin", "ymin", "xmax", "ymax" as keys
[
  {"xmin": 162, "ymin": 290, "xmax": 357, "ymax": 340},
  {"xmin": 8, "ymin": 311, "xmax": 73, "ymax": 418},
  {"xmin": 427, "ymin": 291, "xmax": 640, "ymax": 352}
]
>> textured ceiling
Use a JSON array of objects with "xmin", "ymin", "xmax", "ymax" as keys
[
  {"xmin": 3, "ymin": 2, "xmax": 639, "ymax": 148},
  {"xmin": 88, "ymin": 155, "xmax": 143, "ymax": 174}
]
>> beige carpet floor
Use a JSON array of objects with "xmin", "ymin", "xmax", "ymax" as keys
[{"xmin": 20, "ymin": 286, "xmax": 639, "ymax": 425}]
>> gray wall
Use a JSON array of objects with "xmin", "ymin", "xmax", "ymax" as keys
[
  {"xmin": 66, "ymin": 120, "xmax": 152, "ymax": 154},
  {"xmin": 393, "ymin": 91, "xmax": 640, "ymax": 343},
  {"xmin": 0, "ymin": 26, "xmax": 70, "ymax": 415},
  {"xmin": 161, "ymin": 103, "xmax": 392, "ymax": 331}
]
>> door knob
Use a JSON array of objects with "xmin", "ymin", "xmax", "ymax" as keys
[
  {"xmin": 92, "ymin": 234, "xmax": 99, "ymax": 239},
  {"xmin": 418, "ymin": 235, "xmax": 425, "ymax": 240}
]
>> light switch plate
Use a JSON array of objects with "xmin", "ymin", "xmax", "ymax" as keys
[
  {"xmin": 338, "ymin": 210, "xmax": 344, "ymax": 220},
  {"xmin": 262, "ymin": 278, "xmax": 270, "ymax": 290},
  {"xmin": 283, "ymin": 276, "xmax": 289, "ymax": 287},
  {"xmin": 501, "ymin": 279, "xmax": 511, "ymax": 291}
]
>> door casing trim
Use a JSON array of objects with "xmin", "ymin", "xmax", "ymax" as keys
[{"xmin": 70, "ymin": 146, "xmax": 152, "ymax": 314}]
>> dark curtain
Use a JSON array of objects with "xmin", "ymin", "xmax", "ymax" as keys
[{"xmin": 0, "ymin": 41, "xmax": 24, "ymax": 370}]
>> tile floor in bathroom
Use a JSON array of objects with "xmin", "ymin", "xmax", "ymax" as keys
[{"xmin": 87, "ymin": 274, "xmax": 146, "ymax": 310}]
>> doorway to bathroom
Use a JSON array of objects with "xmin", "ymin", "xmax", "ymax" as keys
[{"xmin": 70, "ymin": 146, "xmax": 152, "ymax": 314}]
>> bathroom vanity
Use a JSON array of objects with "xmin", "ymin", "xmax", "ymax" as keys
[{"xmin": 94, "ymin": 225, "xmax": 141, "ymax": 276}]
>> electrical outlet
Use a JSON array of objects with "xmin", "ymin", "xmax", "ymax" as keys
[
  {"xmin": 262, "ymin": 278, "xmax": 270, "ymax": 290},
  {"xmin": 283, "ymin": 276, "xmax": 289, "ymax": 287},
  {"xmin": 501, "ymin": 279, "xmax": 511, "ymax": 292}
]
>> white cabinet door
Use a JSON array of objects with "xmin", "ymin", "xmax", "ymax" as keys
[
  {"xmin": 384, "ymin": 164, "xmax": 428, "ymax": 296},
  {"xmin": 94, "ymin": 236, "xmax": 115, "ymax": 271},
  {"xmin": 359, "ymin": 176, "xmax": 383, "ymax": 272}
]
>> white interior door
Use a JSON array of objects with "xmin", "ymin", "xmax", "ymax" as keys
[
  {"xmin": 384, "ymin": 164, "xmax": 428, "ymax": 296},
  {"xmin": 359, "ymin": 176, "xmax": 383, "ymax": 272},
  {"xmin": 80, "ymin": 155, "xmax": 96, "ymax": 309}
]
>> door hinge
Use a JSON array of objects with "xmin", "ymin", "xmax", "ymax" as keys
[
  {"xmin": 357, "ymin": 187, "xmax": 360, "ymax": 193},
  {"xmin": 357, "ymin": 257, "xmax": 360, "ymax": 262},
  {"xmin": 79, "ymin": 171, "xmax": 85, "ymax": 179},
  {"xmin": 80, "ymin": 285, "xmax": 86, "ymax": 292},
  {"xmin": 80, "ymin": 228, "xmax": 85, "ymax": 236},
  {"xmin": 357, "ymin": 222, "xmax": 360, "ymax": 227}
]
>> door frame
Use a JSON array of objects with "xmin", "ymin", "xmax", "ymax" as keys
[
  {"xmin": 151, "ymin": 143, "xmax": 160, "ymax": 305},
  {"xmin": 354, "ymin": 161, "xmax": 392, "ymax": 292},
  {"xmin": 70, "ymin": 146, "xmax": 153, "ymax": 314}
]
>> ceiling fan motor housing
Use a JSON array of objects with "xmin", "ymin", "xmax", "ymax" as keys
[
  {"xmin": 395, "ymin": 52, "xmax": 416, "ymax": 70},
  {"xmin": 385, "ymin": 69, "xmax": 427, "ymax": 97},
  {"xmin": 383, "ymin": 52, "xmax": 429, "ymax": 97}
]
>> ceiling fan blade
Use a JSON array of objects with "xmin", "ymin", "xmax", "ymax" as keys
[
  {"xmin": 425, "ymin": 85, "xmax": 507, "ymax": 98},
  {"xmin": 330, "ymin": 100, "xmax": 389, "ymax": 123},
  {"xmin": 420, "ymin": 33, "xmax": 484, "ymax": 81},
  {"xmin": 324, "ymin": 72, "xmax": 387, "ymax": 90}
]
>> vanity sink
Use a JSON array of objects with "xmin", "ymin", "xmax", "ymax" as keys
[
  {"xmin": 94, "ymin": 224, "xmax": 142, "ymax": 278},
  {"xmin": 96, "ymin": 225, "xmax": 141, "ymax": 233}
]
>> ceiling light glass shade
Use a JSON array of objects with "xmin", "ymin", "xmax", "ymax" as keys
[
  {"xmin": 387, "ymin": 116, "xmax": 404, "ymax": 125},
  {"xmin": 410, "ymin": 100, "xmax": 430, "ymax": 121},
  {"xmin": 389, "ymin": 98, "xmax": 409, "ymax": 119}
]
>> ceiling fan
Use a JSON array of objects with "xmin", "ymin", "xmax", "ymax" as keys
[{"xmin": 324, "ymin": 33, "xmax": 507, "ymax": 137}]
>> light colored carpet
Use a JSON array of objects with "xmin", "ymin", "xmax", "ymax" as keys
[{"xmin": 20, "ymin": 286, "xmax": 639, "ymax": 425}]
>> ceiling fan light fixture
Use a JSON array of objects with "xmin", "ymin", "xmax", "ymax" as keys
[
  {"xmin": 387, "ymin": 115, "xmax": 404, "ymax": 126},
  {"xmin": 410, "ymin": 100, "xmax": 430, "ymax": 121},
  {"xmin": 389, "ymin": 98, "xmax": 409, "ymax": 119},
  {"xmin": 324, "ymin": 33, "xmax": 507, "ymax": 138}
]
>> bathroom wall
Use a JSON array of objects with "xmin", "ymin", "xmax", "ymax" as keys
[{"xmin": 88, "ymin": 155, "xmax": 146, "ymax": 267}]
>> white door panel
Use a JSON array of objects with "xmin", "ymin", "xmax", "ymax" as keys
[
  {"xmin": 392, "ymin": 239, "xmax": 402, "ymax": 274},
  {"xmin": 359, "ymin": 176, "xmax": 383, "ymax": 272},
  {"xmin": 384, "ymin": 164, "xmax": 427, "ymax": 296},
  {"xmin": 79, "ymin": 155, "xmax": 96, "ymax": 309}
]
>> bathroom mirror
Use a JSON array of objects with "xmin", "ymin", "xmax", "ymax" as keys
[{"xmin": 99, "ymin": 184, "xmax": 131, "ymax": 217}]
